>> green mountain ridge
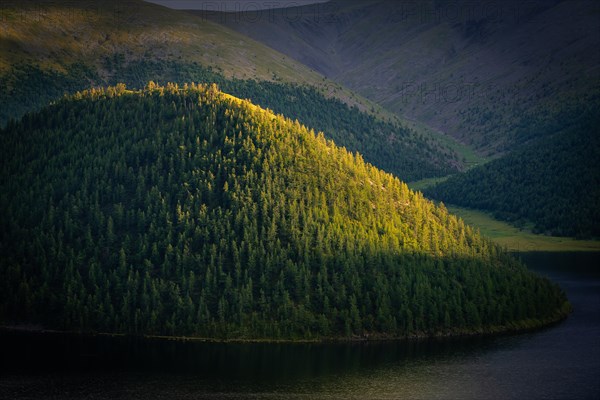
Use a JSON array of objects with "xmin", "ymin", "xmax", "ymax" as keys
[{"xmin": 0, "ymin": 84, "xmax": 569, "ymax": 339}]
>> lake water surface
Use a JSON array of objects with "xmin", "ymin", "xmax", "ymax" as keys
[{"xmin": 1, "ymin": 252, "xmax": 599, "ymax": 399}]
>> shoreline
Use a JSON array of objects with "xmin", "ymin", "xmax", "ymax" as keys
[
  {"xmin": 446, "ymin": 206, "xmax": 600, "ymax": 252},
  {"xmin": 0, "ymin": 301, "xmax": 571, "ymax": 345}
]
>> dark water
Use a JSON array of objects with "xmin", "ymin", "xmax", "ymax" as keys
[{"xmin": 1, "ymin": 252, "xmax": 599, "ymax": 399}]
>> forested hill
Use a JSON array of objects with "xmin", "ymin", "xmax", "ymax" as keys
[
  {"xmin": 425, "ymin": 109, "xmax": 600, "ymax": 238},
  {"xmin": 1, "ymin": 60, "xmax": 458, "ymax": 182},
  {"xmin": 0, "ymin": 84, "xmax": 569, "ymax": 339}
]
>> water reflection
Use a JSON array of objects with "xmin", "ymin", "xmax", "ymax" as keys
[
  {"xmin": 1, "ymin": 252, "xmax": 599, "ymax": 399},
  {"xmin": 2, "ymin": 331, "xmax": 501, "ymax": 377},
  {"xmin": 0, "ymin": 328, "xmax": 518, "ymax": 399}
]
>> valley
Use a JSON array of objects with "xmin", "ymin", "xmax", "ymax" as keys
[
  {"xmin": 203, "ymin": 0, "xmax": 600, "ymax": 241},
  {"xmin": 203, "ymin": 0, "xmax": 600, "ymax": 154},
  {"xmin": 447, "ymin": 206, "xmax": 600, "ymax": 252}
]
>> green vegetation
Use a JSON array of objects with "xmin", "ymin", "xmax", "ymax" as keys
[
  {"xmin": 0, "ymin": 84, "xmax": 568, "ymax": 340},
  {"xmin": 0, "ymin": 0, "xmax": 328, "ymax": 85},
  {"xmin": 408, "ymin": 176, "xmax": 452, "ymax": 192},
  {"xmin": 1, "ymin": 0, "xmax": 466, "ymax": 182},
  {"xmin": 1, "ymin": 60, "xmax": 458, "ymax": 182},
  {"xmin": 402, "ymin": 119, "xmax": 487, "ymax": 168},
  {"xmin": 426, "ymin": 110, "xmax": 600, "ymax": 239},
  {"xmin": 0, "ymin": 63, "xmax": 99, "ymax": 128},
  {"xmin": 458, "ymin": 87, "xmax": 600, "ymax": 154},
  {"xmin": 448, "ymin": 206, "xmax": 600, "ymax": 252}
]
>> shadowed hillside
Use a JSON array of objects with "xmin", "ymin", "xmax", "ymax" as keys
[
  {"xmin": 426, "ymin": 108, "xmax": 600, "ymax": 238},
  {"xmin": 203, "ymin": 0, "xmax": 600, "ymax": 154}
]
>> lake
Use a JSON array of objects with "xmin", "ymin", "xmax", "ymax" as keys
[{"xmin": 1, "ymin": 252, "xmax": 599, "ymax": 399}]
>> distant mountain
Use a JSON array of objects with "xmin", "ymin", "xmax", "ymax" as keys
[
  {"xmin": 204, "ymin": 0, "xmax": 600, "ymax": 154},
  {"xmin": 0, "ymin": 84, "xmax": 569, "ymax": 339},
  {"xmin": 0, "ymin": 0, "xmax": 327, "ymax": 84},
  {"xmin": 0, "ymin": 0, "xmax": 326, "ymax": 123},
  {"xmin": 0, "ymin": 0, "xmax": 464, "ymax": 181}
]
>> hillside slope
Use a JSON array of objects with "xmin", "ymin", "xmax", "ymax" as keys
[
  {"xmin": 0, "ymin": 0, "xmax": 325, "ymax": 83},
  {"xmin": 205, "ymin": 0, "xmax": 600, "ymax": 154},
  {"xmin": 0, "ymin": 84, "xmax": 569, "ymax": 339},
  {"xmin": 0, "ymin": 0, "xmax": 464, "ymax": 181},
  {"xmin": 0, "ymin": 0, "xmax": 368, "ymax": 124},
  {"xmin": 425, "ymin": 108, "xmax": 600, "ymax": 238}
]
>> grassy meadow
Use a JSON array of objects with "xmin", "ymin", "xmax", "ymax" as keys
[{"xmin": 447, "ymin": 206, "xmax": 600, "ymax": 252}]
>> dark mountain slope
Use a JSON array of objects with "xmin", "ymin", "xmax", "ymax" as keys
[
  {"xmin": 425, "ymin": 108, "xmax": 600, "ymax": 238},
  {"xmin": 0, "ymin": 84, "xmax": 569, "ymax": 339},
  {"xmin": 204, "ymin": 0, "xmax": 600, "ymax": 154}
]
